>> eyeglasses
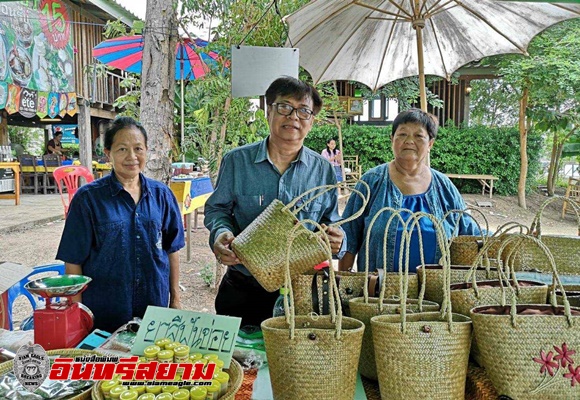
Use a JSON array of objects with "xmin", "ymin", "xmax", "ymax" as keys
[{"xmin": 271, "ymin": 103, "xmax": 314, "ymax": 120}]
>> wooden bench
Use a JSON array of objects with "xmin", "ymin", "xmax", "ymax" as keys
[{"xmin": 445, "ymin": 173, "xmax": 498, "ymax": 199}]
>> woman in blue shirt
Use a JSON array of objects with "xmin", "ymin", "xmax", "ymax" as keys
[
  {"xmin": 56, "ymin": 117, "xmax": 185, "ymax": 333},
  {"xmin": 339, "ymin": 108, "xmax": 479, "ymax": 274}
]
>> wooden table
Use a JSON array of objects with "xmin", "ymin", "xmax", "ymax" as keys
[
  {"xmin": 0, "ymin": 162, "xmax": 21, "ymax": 205},
  {"xmin": 445, "ymin": 174, "xmax": 498, "ymax": 199}
]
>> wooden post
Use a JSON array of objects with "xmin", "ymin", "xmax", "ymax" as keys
[{"xmin": 77, "ymin": 98, "xmax": 92, "ymax": 171}]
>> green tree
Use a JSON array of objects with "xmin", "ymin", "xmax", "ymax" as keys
[{"xmin": 497, "ymin": 19, "xmax": 580, "ymax": 203}]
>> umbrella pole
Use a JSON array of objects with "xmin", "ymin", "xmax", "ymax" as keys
[
  {"xmin": 181, "ymin": 77, "xmax": 185, "ymax": 163},
  {"xmin": 415, "ymin": 22, "xmax": 427, "ymax": 112}
]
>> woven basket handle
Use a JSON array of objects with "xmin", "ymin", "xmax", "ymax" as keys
[
  {"xmin": 495, "ymin": 233, "xmax": 574, "ymax": 328},
  {"xmin": 444, "ymin": 207, "xmax": 489, "ymax": 242},
  {"xmin": 398, "ymin": 212, "xmax": 454, "ymax": 333},
  {"xmin": 530, "ymin": 196, "xmax": 580, "ymax": 238},
  {"xmin": 361, "ymin": 207, "xmax": 410, "ymax": 305},
  {"xmin": 284, "ymin": 219, "xmax": 344, "ymax": 339},
  {"xmin": 283, "ymin": 180, "xmax": 370, "ymax": 229},
  {"xmin": 465, "ymin": 227, "xmax": 524, "ymax": 302},
  {"xmin": 464, "ymin": 221, "xmax": 529, "ymax": 288}
]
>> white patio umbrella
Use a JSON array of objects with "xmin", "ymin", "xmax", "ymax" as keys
[{"xmin": 285, "ymin": 0, "xmax": 580, "ymax": 111}]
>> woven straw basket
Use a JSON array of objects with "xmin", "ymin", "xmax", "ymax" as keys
[
  {"xmin": 349, "ymin": 208, "xmax": 433, "ymax": 381},
  {"xmin": 232, "ymin": 181, "xmax": 369, "ymax": 292},
  {"xmin": 292, "ymin": 270, "xmax": 378, "ymax": 316},
  {"xmin": 0, "ymin": 349, "xmax": 102, "ymax": 400},
  {"xmin": 472, "ymin": 234, "xmax": 580, "ymax": 399},
  {"xmin": 91, "ymin": 358, "xmax": 243, "ymax": 400},
  {"xmin": 417, "ymin": 264, "xmax": 499, "ymax": 304},
  {"xmin": 446, "ymin": 208, "xmax": 492, "ymax": 266},
  {"xmin": 371, "ymin": 212, "xmax": 472, "ymax": 399},
  {"xmin": 292, "ymin": 270, "xmax": 419, "ymax": 317},
  {"xmin": 556, "ymin": 285, "xmax": 580, "ymax": 307},
  {"xmin": 450, "ymin": 235, "xmax": 550, "ymax": 365},
  {"xmin": 512, "ymin": 197, "xmax": 580, "ymax": 275},
  {"xmin": 261, "ymin": 220, "xmax": 364, "ymax": 400}
]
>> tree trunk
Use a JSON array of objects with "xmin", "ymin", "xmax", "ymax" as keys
[
  {"xmin": 140, "ymin": 0, "xmax": 178, "ymax": 183},
  {"xmin": 547, "ymin": 132, "xmax": 559, "ymax": 196},
  {"xmin": 216, "ymin": 96, "xmax": 232, "ymax": 173},
  {"xmin": 517, "ymin": 88, "xmax": 529, "ymax": 209}
]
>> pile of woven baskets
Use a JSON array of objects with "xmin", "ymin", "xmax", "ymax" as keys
[{"xmin": 236, "ymin": 184, "xmax": 580, "ymax": 400}]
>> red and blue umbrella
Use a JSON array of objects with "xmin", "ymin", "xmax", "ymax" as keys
[{"xmin": 92, "ymin": 35, "xmax": 226, "ymax": 80}]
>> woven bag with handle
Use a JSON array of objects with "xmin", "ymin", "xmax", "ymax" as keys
[
  {"xmin": 232, "ymin": 180, "xmax": 370, "ymax": 292},
  {"xmin": 261, "ymin": 219, "xmax": 364, "ymax": 400},
  {"xmin": 371, "ymin": 212, "xmax": 472, "ymax": 400},
  {"xmin": 512, "ymin": 196, "xmax": 580, "ymax": 275},
  {"xmin": 349, "ymin": 207, "xmax": 437, "ymax": 380},
  {"xmin": 450, "ymin": 226, "xmax": 549, "ymax": 366},
  {"xmin": 472, "ymin": 233, "xmax": 580, "ymax": 400}
]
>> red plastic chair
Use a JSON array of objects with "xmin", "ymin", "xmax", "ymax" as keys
[{"xmin": 53, "ymin": 165, "xmax": 94, "ymax": 217}]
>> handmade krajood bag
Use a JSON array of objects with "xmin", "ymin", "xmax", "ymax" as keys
[
  {"xmin": 292, "ymin": 206, "xmax": 420, "ymax": 317},
  {"xmin": 512, "ymin": 196, "xmax": 580, "ymax": 275},
  {"xmin": 232, "ymin": 181, "xmax": 370, "ymax": 292},
  {"xmin": 418, "ymin": 209, "xmax": 502, "ymax": 304},
  {"xmin": 471, "ymin": 234, "xmax": 580, "ymax": 400},
  {"xmin": 292, "ymin": 268, "xmax": 380, "ymax": 316},
  {"xmin": 261, "ymin": 220, "xmax": 365, "ymax": 400},
  {"xmin": 446, "ymin": 208, "xmax": 494, "ymax": 266},
  {"xmin": 349, "ymin": 207, "xmax": 436, "ymax": 380},
  {"xmin": 417, "ymin": 219, "xmax": 530, "ymax": 305},
  {"xmin": 371, "ymin": 213, "xmax": 472, "ymax": 399},
  {"xmin": 450, "ymin": 229, "xmax": 549, "ymax": 366}
]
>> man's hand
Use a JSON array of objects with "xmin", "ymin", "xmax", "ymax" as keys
[
  {"xmin": 322, "ymin": 224, "xmax": 344, "ymax": 255},
  {"xmin": 213, "ymin": 231, "xmax": 240, "ymax": 265}
]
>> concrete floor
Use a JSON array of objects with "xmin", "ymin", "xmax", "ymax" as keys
[{"xmin": 0, "ymin": 193, "xmax": 64, "ymax": 233}]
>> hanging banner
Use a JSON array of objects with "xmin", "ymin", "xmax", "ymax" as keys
[
  {"xmin": 19, "ymin": 87, "xmax": 38, "ymax": 118},
  {"xmin": 36, "ymin": 91, "xmax": 48, "ymax": 118},
  {"xmin": 0, "ymin": 82, "xmax": 7, "ymax": 109},
  {"xmin": 6, "ymin": 84, "xmax": 21, "ymax": 114},
  {"xmin": 58, "ymin": 92, "xmax": 68, "ymax": 117},
  {"xmin": 0, "ymin": 0, "xmax": 75, "ymax": 117},
  {"xmin": 66, "ymin": 92, "xmax": 77, "ymax": 116},
  {"xmin": 47, "ymin": 92, "xmax": 59, "ymax": 118}
]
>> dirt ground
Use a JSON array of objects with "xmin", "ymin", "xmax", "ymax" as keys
[{"xmin": 2, "ymin": 190, "xmax": 577, "ymax": 329}]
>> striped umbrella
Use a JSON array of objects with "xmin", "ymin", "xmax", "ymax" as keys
[{"xmin": 92, "ymin": 35, "xmax": 225, "ymax": 80}]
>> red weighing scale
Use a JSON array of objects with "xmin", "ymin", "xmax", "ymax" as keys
[{"xmin": 24, "ymin": 275, "xmax": 94, "ymax": 350}]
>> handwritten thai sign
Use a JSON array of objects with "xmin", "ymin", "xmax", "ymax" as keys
[{"xmin": 132, "ymin": 306, "xmax": 241, "ymax": 368}]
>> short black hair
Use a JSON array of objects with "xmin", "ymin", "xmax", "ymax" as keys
[
  {"xmin": 104, "ymin": 116, "xmax": 148, "ymax": 150},
  {"xmin": 391, "ymin": 108, "xmax": 439, "ymax": 140},
  {"xmin": 265, "ymin": 76, "xmax": 323, "ymax": 115}
]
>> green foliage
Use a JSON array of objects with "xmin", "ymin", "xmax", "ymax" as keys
[
  {"xmin": 304, "ymin": 124, "xmax": 544, "ymax": 195},
  {"xmin": 8, "ymin": 126, "xmax": 43, "ymax": 155},
  {"xmin": 433, "ymin": 124, "xmax": 543, "ymax": 195},
  {"xmin": 469, "ymin": 79, "xmax": 519, "ymax": 127},
  {"xmin": 200, "ymin": 262, "xmax": 215, "ymax": 287}
]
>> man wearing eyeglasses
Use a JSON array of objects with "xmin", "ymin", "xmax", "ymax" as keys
[{"xmin": 204, "ymin": 76, "xmax": 346, "ymax": 328}]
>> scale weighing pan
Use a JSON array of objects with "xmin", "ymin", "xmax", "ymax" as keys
[{"xmin": 24, "ymin": 275, "xmax": 92, "ymax": 298}]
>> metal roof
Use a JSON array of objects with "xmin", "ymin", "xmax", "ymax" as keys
[{"xmin": 69, "ymin": 0, "xmax": 141, "ymax": 26}]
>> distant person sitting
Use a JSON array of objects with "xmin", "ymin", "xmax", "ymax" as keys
[
  {"xmin": 321, "ymin": 138, "xmax": 343, "ymax": 182},
  {"xmin": 46, "ymin": 131, "xmax": 64, "ymax": 156}
]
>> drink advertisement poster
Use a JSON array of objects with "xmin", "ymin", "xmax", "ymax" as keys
[{"xmin": 0, "ymin": 0, "xmax": 76, "ymax": 118}]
